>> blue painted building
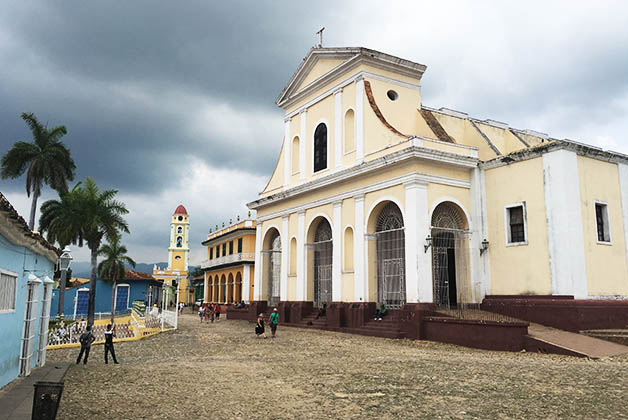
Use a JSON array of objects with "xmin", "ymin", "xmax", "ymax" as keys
[
  {"xmin": 50, "ymin": 270, "xmax": 162, "ymax": 319},
  {"xmin": 0, "ymin": 193, "xmax": 58, "ymax": 388}
]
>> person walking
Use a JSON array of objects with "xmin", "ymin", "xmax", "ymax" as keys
[
  {"xmin": 76, "ymin": 325, "xmax": 95, "ymax": 365},
  {"xmin": 269, "ymin": 308, "xmax": 279, "ymax": 338},
  {"xmin": 104, "ymin": 323, "xmax": 119, "ymax": 364},
  {"xmin": 255, "ymin": 313, "xmax": 266, "ymax": 338},
  {"xmin": 215, "ymin": 303, "xmax": 221, "ymax": 321},
  {"xmin": 198, "ymin": 304, "xmax": 205, "ymax": 323},
  {"xmin": 209, "ymin": 304, "xmax": 215, "ymax": 323}
]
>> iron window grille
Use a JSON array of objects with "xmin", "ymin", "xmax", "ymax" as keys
[
  {"xmin": 595, "ymin": 202, "xmax": 611, "ymax": 243},
  {"xmin": 0, "ymin": 270, "xmax": 17, "ymax": 312}
]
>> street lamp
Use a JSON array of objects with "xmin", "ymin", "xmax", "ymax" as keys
[{"xmin": 58, "ymin": 247, "xmax": 73, "ymax": 320}]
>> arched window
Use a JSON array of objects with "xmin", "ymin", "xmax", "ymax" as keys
[
  {"xmin": 177, "ymin": 226, "xmax": 183, "ymax": 234},
  {"xmin": 343, "ymin": 227, "xmax": 354, "ymax": 271},
  {"xmin": 292, "ymin": 136, "xmax": 300, "ymax": 174},
  {"xmin": 176, "ymin": 236, "xmax": 182, "ymax": 247},
  {"xmin": 313, "ymin": 123, "xmax": 327, "ymax": 172},
  {"xmin": 344, "ymin": 109, "xmax": 355, "ymax": 153}
]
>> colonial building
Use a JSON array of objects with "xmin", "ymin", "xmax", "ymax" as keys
[
  {"xmin": 153, "ymin": 205, "xmax": 192, "ymax": 304},
  {"xmin": 200, "ymin": 217, "xmax": 256, "ymax": 304},
  {"xmin": 0, "ymin": 192, "xmax": 58, "ymax": 387},
  {"xmin": 246, "ymin": 47, "xmax": 628, "ymax": 321}
]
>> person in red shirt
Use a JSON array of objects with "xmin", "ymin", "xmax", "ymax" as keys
[{"xmin": 215, "ymin": 304, "xmax": 221, "ymax": 321}]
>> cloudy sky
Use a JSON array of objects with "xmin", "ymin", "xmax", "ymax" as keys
[{"xmin": 1, "ymin": 1, "xmax": 627, "ymax": 265}]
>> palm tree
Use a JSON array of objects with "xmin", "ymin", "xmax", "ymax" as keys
[
  {"xmin": 1, "ymin": 112, "xmax": 76, "ymax": 230},
  {"xmin": 39, "ymin": 177, "xmax": 129, "ymax": 326},
  {"xmin": 39, "ymin": 184, "xmax": 83, "ymax": 318},
  {"xmin": 98, "ymin": 234, "xmax": 136, "ymax": 323}
]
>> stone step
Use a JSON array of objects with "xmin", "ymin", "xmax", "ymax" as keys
[{"xmin": 580, "ymin": 329, "xmax": 628, "ymax": 346}]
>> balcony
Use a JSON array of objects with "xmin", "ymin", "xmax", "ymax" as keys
[{"xmin": 200, "ymin": 252, "xmax": 255, "ymax": 269}]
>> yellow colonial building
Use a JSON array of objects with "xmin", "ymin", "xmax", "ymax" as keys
[
  {"xmin": 153, "ymin": 205, "xmax": 192, "ymax": 304},
  {"xmin": 200, "ymin": 217, "xmax": 256, "ymax": 304},
  {"xmin": 246, "ymin": 46, "xmax": 628, "ymax": 323}
]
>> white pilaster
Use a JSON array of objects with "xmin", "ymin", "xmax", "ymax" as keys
[
  {"xmin": 280, "ymin": 216, "xmax": 289, "ymax": 301},
  {"xmin": 284, "ymin": 117, "xmax": 291, "ymax": 186},
  {"xmin": 242, "ymin": 264, "xmax": 251, "ymax": 302},
  {"xmin": 470, "ymin": 167, "xmax": 490, "ymax": 302},
  {"xmin": 332, "ymin": 201, "xmax": 342, "ymax": 301},
  {"xmin": 354, "ymin": 194, "xmax": 365, "ymax": 301},
  {"xmin": 204, "ymin": 272, "xmax": 209, "ymax": 302},
  {"xmin": 253, "ymin": 224, "xmax": 262, "ymax": 301},
  {"xmin": 334, "ymin": 89, "xmax": 343, "ymax": 170},
  {"xmin": 543, "ymin": 149, "xmax": 587, "ymax": 297},
  {"xmin": 296, "ymin": 210, "xmax": 306, "ymax": 300},
  {"xmin": 404, "ymin": 180, "xmax": 428, "ymax": 303},
  {"xmin": 619, "ymin": 163, "xmax": 628, "ymax": 272},
  {"xmin": 355, "ymin": 77, "xmax": 364, "ymax": 163},
  {"xmin": 299, "ymin": 109, "xmax": 307, "ymax": 182}
]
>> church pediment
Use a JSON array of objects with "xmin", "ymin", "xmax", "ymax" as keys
[{"xmin": 276, "ymin": 47, "xmax": 427, "ymax": 109}]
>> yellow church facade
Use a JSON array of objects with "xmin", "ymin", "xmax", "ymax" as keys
[
  {"xmin": 152, "ymin": 205, "xmax": 192, "ymax": 304},
  {"xmin": 246, "ymin": 47, "xmax": 628, "ymax": 323}
]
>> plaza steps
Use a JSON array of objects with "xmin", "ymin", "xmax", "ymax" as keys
[
  {"xmin": 580, "ymin": 328, "xmax": 628, "ymax": 346},
  {"xmin": 295, "ymin": 311, "xmax": 328, "ymax": 329},
  {"xmin": 343, "ymin": 317, "xmax": 404, "ymax": 339}
]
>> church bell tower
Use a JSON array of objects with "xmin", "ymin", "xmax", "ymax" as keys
[{"xmin": 169, "ymin": 204, "xmax": 190, "ymax": 272}]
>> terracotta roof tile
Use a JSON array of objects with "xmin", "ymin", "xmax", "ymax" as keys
[{"xmin": 0, "ymin": 191, "xmax": 60, "ymax": 256}]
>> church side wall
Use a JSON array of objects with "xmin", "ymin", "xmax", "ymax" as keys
[
  {"xmin": 485, "ymin": 157, "xmax": 552, "ymax": 295},
  {"xmin": 577, "ymin": 156, "xmax": 628, "ymax": 296}
]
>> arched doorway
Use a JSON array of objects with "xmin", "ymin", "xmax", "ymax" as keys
[
  {"xmin": 227, "ymin": 273, "xmax": 234, "ymax": 303},
  {"xmin": 220, "ymin": 274, "xmax": 227, "ymax": 303},
  {"xmin": 262, "ymin": 228, "xmax": 281, "ymax": 305},
  {"xmin": 312, "ymin": 218, "xmax": 332, "ymax": 307},
  {"xmin": 235, "ymin": 272, "xmax": 242, "ymax": 303},
  {"xmin": 431, "ymin": 202, "xmax": 469, "ymax": 309},
  {"xmin": 375, "ymin": 202, "xmax": 406, "ymax": 308}
]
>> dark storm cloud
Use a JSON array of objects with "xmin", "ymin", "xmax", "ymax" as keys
[{"xmin": 0, "ymin": 0, "xmax": 339, "ymax": 193}]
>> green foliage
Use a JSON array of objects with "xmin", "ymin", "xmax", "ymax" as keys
[
  {"xmin": 1, "ymin": 112, "xmax": 75, "ymax": 229},
  {"xmin": 98, "ymin": 233, "xmax": 136, "ymax": 283},
  {"xmin": 39, "ymin": 177, "xmax": 130, "ymax": 326}
]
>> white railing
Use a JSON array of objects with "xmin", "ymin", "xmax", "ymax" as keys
[{"xmin": 200, "ymin": 252, "xmax": 255, "ymax": 269}]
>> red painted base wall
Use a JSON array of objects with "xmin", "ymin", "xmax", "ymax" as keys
[{"xmin": 481, "ymin": 296, "xmax": 628, "ymax": 332}]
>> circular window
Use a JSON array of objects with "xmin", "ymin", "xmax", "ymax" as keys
[
  {"xmin": 387, "ymin": 90, "xmax": 398, "ymax": 101},
  {"xmin": 175, "ymin": 256, "xmax": 181, "ymax": 260},
  {"xmin": 178, "ymin": 216, "xmax": 183, "ymax": 221}
]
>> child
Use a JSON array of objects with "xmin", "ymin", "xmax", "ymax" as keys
[{"xmin": 255, "ymin": 313, "xmax": 266, "ymax": 338}]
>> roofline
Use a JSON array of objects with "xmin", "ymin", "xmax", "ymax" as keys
[
  {"xmin": 480, "ymin": 140, "xmax": 628, "ymax": 169},
  {"xmin": 276, "ymin": 47, "xmax": 427, "ymax": 108},
  {"xmin": 0, "ymin": 192, "xmax": 59, "ymax": 264}
]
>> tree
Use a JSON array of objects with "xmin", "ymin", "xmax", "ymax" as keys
[
  {"xmin": 98, "ymin": 234, "xmax": 136, "ymax": 323},
  {"xmin": 1, "ymin": 112, "xmax": 76, "ymax": 230},
  {"xmin": 40, "ymin": 184, "xmax": 83, "ymax": 318},
  {"xmin": 39, "ymin": 177, "xmax": 129, "ymax": 326}
]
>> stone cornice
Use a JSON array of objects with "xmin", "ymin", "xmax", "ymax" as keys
[
  {"xmin": 480, "ymin": 140, "xmax": 628, "ymax": 170},
  {"xmin": 248, "ymin": 145, "xmax": 476, "ymax": 211}
]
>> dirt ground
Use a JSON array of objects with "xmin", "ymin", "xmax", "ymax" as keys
[{"xmin": 48, "ymin": 313, "xmax": 628, "ymax": 420}]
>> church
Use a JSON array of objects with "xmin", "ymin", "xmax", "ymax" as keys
[
  {"xmin": 153, "ymin": 205, "xmax": 192, "ymax": 304},
  {"xmin": 245, "ymin": 46, "xmax": 628, "ymax": 341}
]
